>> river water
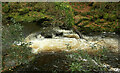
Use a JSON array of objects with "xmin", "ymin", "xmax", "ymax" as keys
[
  {"xmin": 23, "ymin": 23, "xmax": 119, "ymax": 54},
  {"xmin": 22, "ymin": 23, "xmax": 120, "ymax": 72},
  {"xmin": 2, "ymin": 23, "xmax": 120, "ymax": 72}
]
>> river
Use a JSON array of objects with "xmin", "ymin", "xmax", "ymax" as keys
[{"xmin": 2, "ymin": 23, "xmax": 120, "ymax": 72}]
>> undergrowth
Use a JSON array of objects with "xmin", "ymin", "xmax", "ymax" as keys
[{"xmin": 66, "ymin": 46, "xmax": 111, "ymax": 72}]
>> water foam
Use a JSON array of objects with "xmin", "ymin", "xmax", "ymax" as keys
[
  {"xmin": 25, "ymin": 36, "xmax": 118, "ymax": 54},
  {"xmin": 25, "ymin": 29, "xmax": 119, "ymax": 54}
]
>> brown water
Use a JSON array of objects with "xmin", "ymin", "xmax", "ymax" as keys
[
  {"xmin": 25, "ymin": 27, "xmax": 119, "ymax": 54},
  {"xmin": 3, "ymin": 23, "xmax": 120, "ymax": 72},
  {"xmin": 23, "ymin": 25, "xmax": 120, "ymax": 72}
]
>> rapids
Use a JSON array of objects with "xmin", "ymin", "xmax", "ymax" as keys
[{"xmin": 25, "ymin": 28, "xmax": 119, "ymax": 54}]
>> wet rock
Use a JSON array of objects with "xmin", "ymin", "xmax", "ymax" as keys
[
  {"xmin": 43, "ymin": 34, "xmax": 52, "ymax": 38},
  {"xmin": 63, "ymin": 33, "xmax": 80, "ymax": 39},
  {"xmin": 55, "ymin": 32, "xmax": 63, "ymax": 36}
]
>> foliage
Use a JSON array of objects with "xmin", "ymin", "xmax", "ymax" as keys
[
  {"xmin": 2, "ymin": 2, "xmax": 74, "ymax": 28},
  {"xmin": 72, "ymin": 2, "xmax": 119, "ymax": 33},
  {"xmin": 65, "ymin": 40, "xmax": 112, "ymax": 72},
  {"xmin": 2, "ymin": 18, "xmax": 23, "ymax": 49},
  {"xmin": 2, "ymin": 2, "xmax": 120, "ymax": 32},
  {"xmin": 2, "ymin": 19, "xmax": 34, "ymax": 71},
  {"xmin": 1, "ymin": 2, "xmax": 120, "ymax": 72},
  {"xmin": 66, "ymin": 48, "xmax": 110, "ymax": 72}
]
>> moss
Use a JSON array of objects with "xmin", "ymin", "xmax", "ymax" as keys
[
  {"xmin": 89, "ymin": 16, "xmax": 94, "ymax": 21},
  {"xmin": 80, "ymin": 12, "xmax": 88, "ymax": 16},
  {"xmin": 95, "ymin": 19, "xmax": 101, "ymax": 24},
  {"xmin": 109, "ymin": 14, "xmax": 117, "ymax": 21},
  {"xmin": 2, "ymin": 2, "xmax": 74, "ymax": 28},
  {"xmin": 86, "ymin": 12, "xmax": 92, "ymax": 15},
  {"xmin": 19, "ymin": 8, "xmax": 29, "ymax": 15},
  {"xmin": 74, "ymin": 11, "xmax": 79, "ymax": 15},
  {"xmin": 94, "ymin": 15, "xmax": 99, "ymax": 19},
  {"xmin": 79, "ymin": 17, "xmax": 89, "ymax": 22},
  {"xmin": 103, "ymin": 13, "xmax": 117, "ymax": 21},
  {"xmin": 2, "ymin": 4, "xmax": 9, "ymax": 13},
  {"xmin": 82, "ymin": 21, "xmax": 89, "ymax": 26},
  {"xmin": 82, "ymin": 17, "xmax": 89, "ymax": 21},
  {"xmin": 103, "ymin": 13, "xmax": 108, "ymax": 19},
  {"xmin": 99, "ymin": 19, "xmax": 106, "ymax": 23}
]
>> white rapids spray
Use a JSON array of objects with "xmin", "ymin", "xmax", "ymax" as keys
[{"xmin": 25, "ymin": 29, "xmax": 119, "ymax": 54}]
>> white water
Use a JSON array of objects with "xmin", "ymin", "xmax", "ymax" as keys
[{"xmin": 25, "ymin": 29, "xmax": 119, "ymax": 54}]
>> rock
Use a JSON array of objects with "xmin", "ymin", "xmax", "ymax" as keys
[
  {"xmin": 44, "ymin": 34, "xmax": 53, "ymax": 38},
  {"xmin": 55, "ymin": 32, "xmax": 63, "ymax": 36},
  {"xmin": 63, "ymin": 34, "xmax": 80, "ymax": 39}
]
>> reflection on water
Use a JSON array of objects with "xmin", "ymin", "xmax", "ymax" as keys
[{"xmin": 22, "ymin": 22, "xmax": 42, "ymax": 37}]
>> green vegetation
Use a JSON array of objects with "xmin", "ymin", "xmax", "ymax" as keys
[
  {"xmin": 65, "ymin": 41, "xmax": 114, "ymax": 72},
  {"xmin": 2, "ymin": 2, "xmax": 120, "ymax": 33},
  {"xmin": 2, "ymin": 2, "xmax": 74, "ymax": 28},
  {"xmin": 66, "ymin": 48, "xmax": 112, "ymax": 72},
  {"xmin": 2, "ymin": 2, "xmax": 120, "ymax": 72},
  {"xmin": 2, "ymin": 19, "xmax": 34, "ymax": 71},
  {"xmin": 71, "ymin": 2, "xmax": 120, "ymax": 33}
]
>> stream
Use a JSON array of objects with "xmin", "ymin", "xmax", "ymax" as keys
[
  {"xmin": 2, "ymin": 23, "xmax": 120, "ymax": 72},
  {"xmin": 23, "ymin": 23, "xmax": 120, "ymax": 72}
]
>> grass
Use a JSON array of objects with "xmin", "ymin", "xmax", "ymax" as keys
[{"xmin": 66, "ymin": 46, "xmax": 114, "ymax": 72}]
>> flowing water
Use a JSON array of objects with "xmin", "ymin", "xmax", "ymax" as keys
[
  {"xmin": 3, "ymin": 23, "xmax": 120, "ymax": 72},
  {"xmin": 23, "ymin": 26, "xmax": 120, "ymax": 72},
  {"xmin": 24, "ymin": 27, "xmax": 119, "ymax": 54}
]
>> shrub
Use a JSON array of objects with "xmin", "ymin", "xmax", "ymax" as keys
[
  {"xmin": 66, "ymin": 49, "xmax": 109, "ymax": 72},
  {"xmin": 2, "ymin": 19, "xmax": 34, "ymax": 71},
  {"xmin": 2, "ymin": 2, "xmax": 74, "ymax": 28}
]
